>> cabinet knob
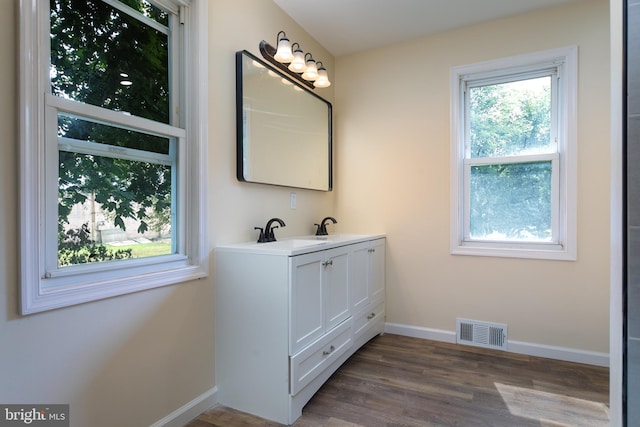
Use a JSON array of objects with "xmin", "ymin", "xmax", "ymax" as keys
[
  {"xmin": 322, "ymin": 260, "xmax": 333, "ymax": 267},
  {"xmin": 367, "ymin": 312, "xmax": 376, "ymax": 320},
  {"xmin": 322, "ymin": 345, "xmax": 335, "ymax": 356},
  {"xmin": 368, "ymin": 248, "xmax": 376, "ymax": 253}
]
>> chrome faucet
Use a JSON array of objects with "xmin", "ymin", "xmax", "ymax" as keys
[{"xmin": 315, "ymin": 216, "xmax": 337, "ymax": 236}]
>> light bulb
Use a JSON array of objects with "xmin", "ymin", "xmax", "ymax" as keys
[
  {"xmin": 301, "ymin": 58, "xmax": 318, "ymax": 81},
  {"xmin": 274, "ymin": 34, "xmax": 293, "ymax": 63},
  {"xmin": 288, "ymin": 48, "xmax": 306, "ymax": 73},
  {"xmin": 314, "ymin": 68, "xmax": 331, "ymax": 88}
]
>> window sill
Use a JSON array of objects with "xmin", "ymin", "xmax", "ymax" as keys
[
  {"xmin": 451, "ymin": 241, "xmax": 576, "ymax": 261},
  {"xmin": 23, "ymin": 264, "xmax": 207, "ymax": 315}
]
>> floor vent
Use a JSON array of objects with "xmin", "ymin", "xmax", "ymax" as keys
[{"xmin": 456, "ymin": 318, "xmax": 508, "ymax": 351}]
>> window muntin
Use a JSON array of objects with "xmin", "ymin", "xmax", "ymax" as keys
[
  {"xmin": 57, "ymin": 114, "xmax": 172, "ymax": 155},
  {"xmin": 450, "ymin": 47, "xmax": 577, "ymax": 260}
]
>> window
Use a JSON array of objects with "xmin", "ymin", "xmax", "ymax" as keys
[
  {"xmin": 450, "ymin": 47, "xmax": 577, "ymax": 260},
  {"xmin": 19, "ymin": 0, "xmax": 208, "ymax": 314}
]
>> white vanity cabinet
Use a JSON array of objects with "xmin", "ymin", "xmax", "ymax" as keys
[{"xmin": 215, "ymin": 234, "xmax": 385, "ymax": 425}]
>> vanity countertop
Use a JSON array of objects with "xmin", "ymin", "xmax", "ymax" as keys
[{"xmin": 216, "ymin": 233, "xmax": 385, "ymax": 256}]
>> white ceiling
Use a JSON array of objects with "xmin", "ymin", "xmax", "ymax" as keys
[{"xmin": 273, "ymin": 0, "xmax": 585, "ymax": 57}]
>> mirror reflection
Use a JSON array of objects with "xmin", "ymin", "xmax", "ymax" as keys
[{"xmin": 236, "ymin": 50, "xmax": 332, "ymax": 191}]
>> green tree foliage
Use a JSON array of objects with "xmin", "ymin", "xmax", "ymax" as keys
[
  {"xmin": 470, "ymin": 162, "xmax": 552, "ymax": 240},
  {"xmin": 50, "ymin": 0, "xmax": 169, "ymax": 122},
  {"xmin": 50, "ymin": 0, "xmax": 173, "ymax": 263},
  {"xmin": 468, "ymin": 77, "xmax": 553, "ymax": 241},
  {"xmin": 469, "ymin": 78, "xmax": 551, "ymax": 158},
  {"xmin": 58, "ymin": 224, "xmax": 133, "ymax": 266}
]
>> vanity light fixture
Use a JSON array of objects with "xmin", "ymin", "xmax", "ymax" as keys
[{"xmin": 259, "ymin": 31, "xmax": 331, "ymax": 90}]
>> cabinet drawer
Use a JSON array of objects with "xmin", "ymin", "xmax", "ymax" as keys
[
  {"xmin": 290, "ymin": 319, "xmax": 352, "ymax": 396},
  {"xmin": 353, "ymin": 300, "xmax": 385, "ymax": 340}
]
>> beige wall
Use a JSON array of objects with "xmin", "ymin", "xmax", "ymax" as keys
[
  {"xmin": 335, "ymin": 0, "xmax": 610, "ymax": 353},
  {"xmin": 0, "ymin": 1, "xmax": 334, "ymax": 426},
  {"xmin": 208, "ymin": 0, "xmax": 336, "ymax": 245}
]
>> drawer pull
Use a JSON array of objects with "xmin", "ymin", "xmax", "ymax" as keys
[
  {"xmin": 322, "ymin": 260, "xmax": 333, "ymax": 267},
  {"xmin": 322, "ymin": 345, "xmax": 335, "ymax": 356},
  {"xmin": 367, "ymin": 312, "xmax": 376, "ymax": 320}
]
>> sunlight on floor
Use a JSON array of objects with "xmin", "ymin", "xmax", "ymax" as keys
[{"xmin": 495, "ymin": 383, "xmax": 609, "ymax": 427}]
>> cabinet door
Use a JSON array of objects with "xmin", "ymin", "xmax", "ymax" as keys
[
  {"xmin": 350, "ymin": 243, "xmax": 370, "ymax": 313},
  {"xmin": 324, "ymin": 248, "xmax": 350, "ymax": 332},
  {"xmin": 290, "ymin": 252, "xmax": 324, "ymax": 355},
  {"xmin": 369, "ymin": 239, "xmax": 386, "ymax": 303}
]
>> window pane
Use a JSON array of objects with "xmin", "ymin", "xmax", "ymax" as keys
[
  {"xmin": 469, "ymin": 161, "xmax": 552, "ymax": 241},
  {"xmin": 58, "ymin": 114, "xmax": 171, "ymax": 155},
  {"xmin": 469, "ymin": 76, "xmax": 552, "ymax": 158},
  {"xmin": 58, "ymin": 152, "xmax": 173, "ymax": 267},
  {"xmin": 50, "ymin": 0, "xmax": 170, "ymax": 123}
]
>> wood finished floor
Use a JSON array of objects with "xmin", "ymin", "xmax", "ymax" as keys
[{"xmin": 185, "ymin": 334, "xmax": 609, "ymax": 427}]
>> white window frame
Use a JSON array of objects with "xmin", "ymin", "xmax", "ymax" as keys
[
  {"xmin": 450, "ymin": 46, "xmax": 577, "ymax": 261},
  {"xmin": 19, "ymin": 0, "xmax": 209, "ymax": 314}
]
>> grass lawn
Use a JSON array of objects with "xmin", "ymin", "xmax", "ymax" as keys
[{"xmin": 105, "ymin": 242, "xmax": 172, "ymax": 258}]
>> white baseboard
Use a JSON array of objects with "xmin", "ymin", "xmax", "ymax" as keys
[
  {"xmin": 385, "ymin": 322, "xmax": 456, "ymax": 343},
  {"xmin": 384, "ymin": 322, "xmax": 609, "ymax": 368},
  {"xmin": 150, "ymin": 386, "xmax": 218, "ymax": 427},
  {"xmin": 508, "ymin": 340, "xmax": 609, "ymax": 367}
]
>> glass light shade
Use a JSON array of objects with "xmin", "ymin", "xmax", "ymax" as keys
[
  {"xmin": 288, "ymin": 49, "xmax": 306, "ymax": 73},
  {"xmin": 274, "ymin": 37, "xmax": 293, "ymax": 63},
  {"xmin": 314, "ymin": 68, "xmax": 331, "ymax": 88},
  {"xmin": 301, "ymin": 59, "xmax": 318, "ymax": 81}
]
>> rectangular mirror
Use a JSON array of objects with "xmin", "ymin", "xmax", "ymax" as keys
[{"xmin": 236, "ymin": 50, "xmax": 332, "ymax": 191}]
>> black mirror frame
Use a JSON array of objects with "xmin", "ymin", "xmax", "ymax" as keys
[{"xmin": 235, "ymin": 50, "xmax": 333, "ymax": 191}]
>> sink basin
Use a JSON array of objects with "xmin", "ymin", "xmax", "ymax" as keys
[
  {"xmin": 266, "ymin": 239, "xmax": 328, "ymax": 249},
  {"xmin": 306, "ymin": 234, "xmax": 367, "ymax": 243}
]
